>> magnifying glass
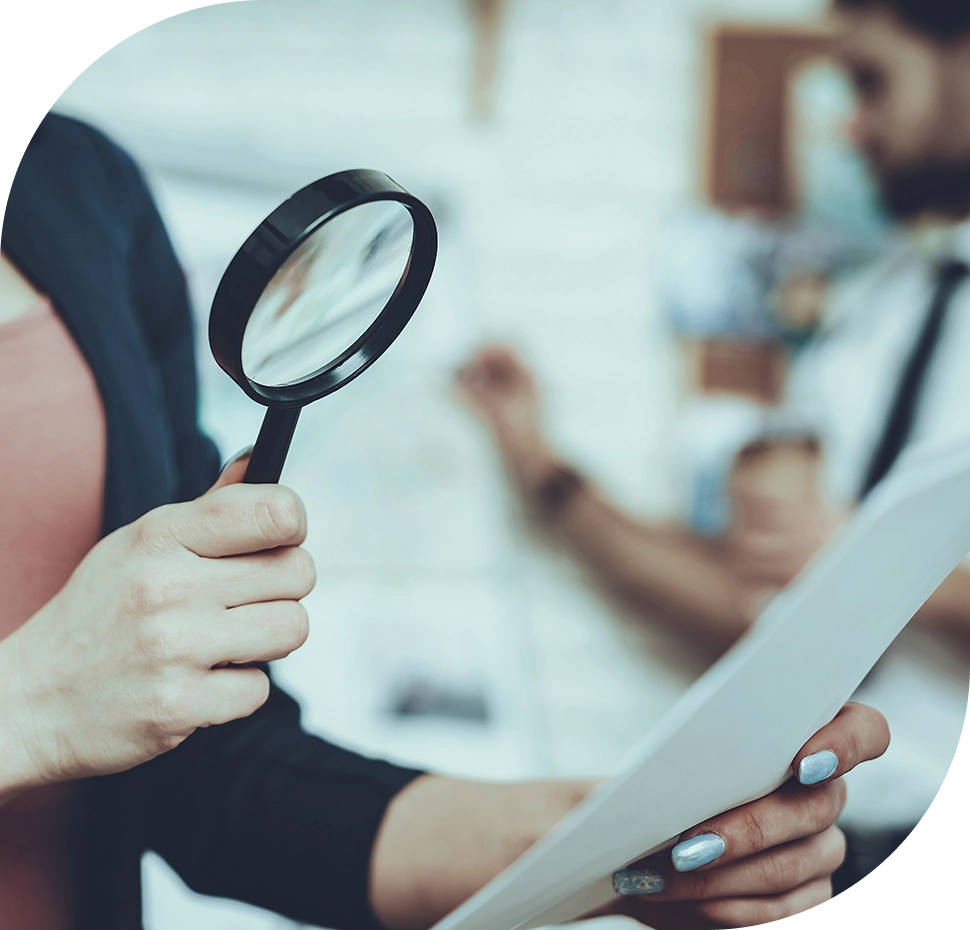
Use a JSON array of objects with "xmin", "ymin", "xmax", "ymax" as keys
[{"xmin": 209, "ymin": 169, "xmax": 437, "ymax": 483}]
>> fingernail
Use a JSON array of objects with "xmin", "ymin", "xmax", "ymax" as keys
[
  {"xmin": 219, "ymin": 445, "xmax": 254, "ymax": 476},
  {"xmin": 612, "ymin": 868, "xmax": 665, "ymax": 895},
  {"xmin": 798, "ymin": 749, "xmax": 839, "ymax": 786},
  {"xmin": 671, "ymin": 833, "xmax": 725, "ymax": 872}
]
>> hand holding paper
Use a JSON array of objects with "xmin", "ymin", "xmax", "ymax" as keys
[
  {"xmin": 431, "ymin": 437, "xmax": 970, "ymax": 930},
  {"xmin": 371, "ymin": 704, "xmax": 889, "ymax": 930},
  {"xmin": 602, "ymin": 703, "xmax": 889, "ymax": 929}
]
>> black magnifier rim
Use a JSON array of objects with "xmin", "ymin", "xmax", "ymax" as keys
[{"xmin": 209, "ymin": 168, "xmax": 437, "ymax": 407}]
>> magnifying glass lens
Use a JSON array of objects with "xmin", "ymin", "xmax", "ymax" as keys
[
  {"xmin": 209, "ymin": 168, "xmax": 437, "ymax": 485},
  {"xmin": 241, "ymin": 199, "xmax": 414, "ymax": 388}
]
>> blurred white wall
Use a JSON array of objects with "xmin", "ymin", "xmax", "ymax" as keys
[{"xmin": 55, "ymin": 1, "xmax": 824, "ymax": 927}]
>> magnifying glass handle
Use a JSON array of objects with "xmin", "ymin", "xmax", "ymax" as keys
[{"xmin": 243, "ymin": 407, "xmax": 302, "ymax": 484}]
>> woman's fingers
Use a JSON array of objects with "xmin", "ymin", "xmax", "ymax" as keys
[
  {"xmin": 211, "ymin": 545, "xmax": 317, "ymax": 608},
  {"xmin": 196, "ymin": 666, "xmax": 272, "ymax": 727},
  {"xmin": 638, "ymin": 703, "xmax": 886, "ymax": 877},
  {"xmin": 620, "ymin": 825, "xmax": 845, "ymax": 903},
  {"xmin": 203, "ymin": 600, "xmax": 310, "ymax": 667},
  {"xmin": 207, "ymin": 448, "xmax": 253, "ymax": 492},
  {"xmin": 145, "ymin": 483, "xmax": 308, "ymax": 558},
  {"xmin": 663, "ymin": 777, "xmax": 846, "ymax": 874},
  {"xmin": 691, "ymin": 877, "xmax": 833, "ymax": 927},
  {"xmin": 609, "ymin": 899, "xmax": 712, "ymax": 930},
  {"xmin": 612, "ymin": 703, "xmax": 889, "ymax": 929},
  {"xmin": 615, "ymin": 876, "xmax": 835, "ymax": 929},
  {"xmin": 614, "ymin": 790, "xmax": 844, "ymax": 896},
  {"xmin": 792, "ymin": 702, "xmax": 890, "ymax": 786},
  {"xmin": 612, "ymin": 707, "xmax": 887, "ymax": 924}
]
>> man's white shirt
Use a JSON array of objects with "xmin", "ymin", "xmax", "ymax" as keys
[{"xmin": 784, "ymin": 221, "xmax": 970, "ymax": 828}]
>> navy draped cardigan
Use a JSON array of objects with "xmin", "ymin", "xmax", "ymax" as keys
[{"xmin": 1, "ymin": 113, "xmax": 421, "ymax": 930}]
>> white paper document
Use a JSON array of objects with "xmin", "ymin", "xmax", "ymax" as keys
[{"xmin": 432, "ymin": 437, "xmax": 970, "ymax": 930}]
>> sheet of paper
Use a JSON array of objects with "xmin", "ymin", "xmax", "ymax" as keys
[{"xmin": 432, "ymin": 436, "xmax": 970, "ymax": 930}]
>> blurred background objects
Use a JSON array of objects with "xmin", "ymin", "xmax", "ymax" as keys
[
  {"xmin": 666, "ymin": 20, "xmax": 888, "ymax": 532},
  {"xmin": 52, "ymin": 1, "xmax": 891, "ymax": 926},
  {"xmin": 467, "ymin": 0, "xmax": 509, "ymax": 120}
]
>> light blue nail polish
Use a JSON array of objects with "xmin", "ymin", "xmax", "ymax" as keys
[
  {"xmin": 612, "ymin": 868, "xmax": 665, "ymax": 895},
  {"xmin": 671, "ymin": 833, "xmax": 725, "ymax": 872},
  {"xmin": 798, "ymin": 749, "xmax": 839, "ymax": 786}
]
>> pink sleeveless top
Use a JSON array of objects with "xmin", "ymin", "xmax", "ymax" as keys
[{"xmin": 0, "ymin": 296, "xmax": 107, "ymax": 929}]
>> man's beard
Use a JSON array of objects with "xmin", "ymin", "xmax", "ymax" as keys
[{"xmin": 876, "ymin": 162, "xmax": 970, "ymax": 222}]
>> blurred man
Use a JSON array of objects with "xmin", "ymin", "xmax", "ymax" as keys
[{"xmin": 458, "ymin": 0, "xmax": 970, "ymax": 892}]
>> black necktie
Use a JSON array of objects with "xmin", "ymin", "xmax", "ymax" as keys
[{"xmin": 860, "ymin": 259, "xmax": 969, "ymax": 498}]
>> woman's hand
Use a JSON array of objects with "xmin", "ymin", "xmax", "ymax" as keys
[
  {"xmin": 370, "ymin": 703, "xmax": 889, "ymax": 930},
  {"xmin": 0, "ymin": 457, "xmax": 315, "ymax": 793},
  {"xmin": 604, "ymin": 702, "xmax": 889, "ymax": 928},
  {"xmin": 456, "ymin": 345, "xmax": 561, "ymax": 493}
]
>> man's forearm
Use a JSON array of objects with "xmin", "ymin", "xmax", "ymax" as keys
[
  {"xmin": 532, "ymin": 476, "xmax": 753, "ymax": 651},
  {"xmin": 916, "ymin": 564, "xmax": 970, "ymax": 643}
]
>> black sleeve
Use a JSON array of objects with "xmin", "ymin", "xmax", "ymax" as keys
[
  {"xmin": 143, "ymin": 682, "xmax": 423, "ymax": 930},
  {"xmin": 107, "ymin": 135, "xmax": 222, "ymax": 500},
  {"xmin": 89, "ymin": 126, "xmax": 425, "ymax": 928}
]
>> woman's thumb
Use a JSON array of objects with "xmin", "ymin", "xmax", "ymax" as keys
[{"xmin": 207, "ymin": 446, "xmax": 254, "ymax": 493}]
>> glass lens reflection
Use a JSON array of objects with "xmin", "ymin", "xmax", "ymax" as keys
[{"xmin": 241, "ymin": 200, "xmax": 413, "ymax": 387}]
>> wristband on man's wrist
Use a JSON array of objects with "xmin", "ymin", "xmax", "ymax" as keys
[{"xmin": 528, "ymin": 464, "xmax": 586, "ymax": 520}]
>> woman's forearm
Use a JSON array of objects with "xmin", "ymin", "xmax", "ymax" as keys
[
  {"xmin": 0, "ymin": 636, "xmax": 41, "ymax": 805},
  {"xmin": 369, "ymin": 775, "xmax": 595, "ymax": 930}
]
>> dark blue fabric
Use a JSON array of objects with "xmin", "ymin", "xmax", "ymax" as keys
[{"xmin": 2, "ymin": 113, "xmax": 421, "ymax": 930}]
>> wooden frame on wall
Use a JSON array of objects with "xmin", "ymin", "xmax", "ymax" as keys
[
  {"xmin": 685, "ymin": 22, "xmax": 837, "ymax": 405},
  {"xmin": 703, "ymin": 22, "xmax": 835, "ymax": 215}
]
